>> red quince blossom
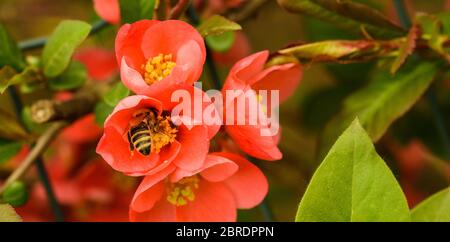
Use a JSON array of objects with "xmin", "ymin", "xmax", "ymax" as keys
[
  {"xmin": 96, "ymin": 86, "xmax": 219, "ymax": 176},
  {"xmin": 74, "ymin": 48, "xmax": 118, "ymax": 81},
  {"xmin": 222, "ymin": 50, "xmax": 302, "ymax": 161},
  {"xmin": 116, "ymin": 20, "xmax": 206, "ymax": 97},
  {"xmin": 93, "ymin": 0, "xmax": 120, "ymax": 24},
  {"xmin": 129, "ymin": 152, "xmax": 268, "ymax": 222}
]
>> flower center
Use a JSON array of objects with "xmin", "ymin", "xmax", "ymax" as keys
[
  {"xmin": 128, "ymin": 109, "xmax": 178, "ymax": 156},
  {"xmin": 151, "ymin": 115, "xmax": 178, "ymax": 153},
  {"xmin": 166, "ymin": 176, "xmax": 200, "ymax": 206},
  {"xmin": 142, "ymin": 53, "xmax": 176, "ymax": 85}
]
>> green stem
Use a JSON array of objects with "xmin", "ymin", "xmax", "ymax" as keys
[
  {"xmin": 35, "ymin": 158, "xmax": 65, "ymax": 221},
  {"xmin": 426, "ymin": 88, "xmax": 450, "ymax": 159},
  {"xmin": 7, "ymin": 87, "xmax": 65, "ymax": 221},
  {"xmin": 393, "ymin": 0, "xmax": 450, "ymax": 159},
  {"xmin": 18, "ymin": 19, "xmax": 109, "ymax": 51},
  {"xmin": 259, "ymin": 198, "xmax": 276, "ymax": 222},
  {"xmin": 186, "ymin": 5, "xmax": 222, "ymax": 89},
  {"xmin": 393, "ymin": 0, "xmax": 411, "ymax": 28}
]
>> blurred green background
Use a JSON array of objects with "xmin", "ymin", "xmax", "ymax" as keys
[{"xmin": 0, "ymin": 0, "xmax": 448, "ymax": 221}]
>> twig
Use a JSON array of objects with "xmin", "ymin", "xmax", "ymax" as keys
[
  {"xmin": 35, "ymin": 158, "xmax": 65, "ymax": 221},
  {"xmin": 394, "ymin": 0, "xmax": 450, "ymax": 160},
  {"xmin": 227, "ymin": 0, "xmax": 269, "ymax": 22},
  {"xmin": 0, "ymin": 122, "xmax": 67, "ymax": 195},
  {"xmin": 18, "ymin": 19, "xmax": 109, "ymax": 51},
  {"xmin": 30, "ymin": 90, "xmax": 98, "ymax": 124},
  {"xmin": 186, "ymin": 5, "xmax": 222, "ymax": 89},
  {"xmin": 259, "ymin": 198, "xmax": 276, "ymax": 222},
  {"xmin": 7, "ymin": 87, "xmax": 66, "ymax": 221},
  {"xmin": 393, "ymin": 0, "xmax": 411, "ymax": 28},
  {"xmin": 168, "ymin": 0, "xmax": 192, "ymax": 19}
]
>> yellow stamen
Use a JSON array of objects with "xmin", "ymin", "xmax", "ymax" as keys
[
  {"xmin": 150, "ymin": 115, "xmax": 178, "ymax": 154},
  {"xmin": 142, "ymin": 53, "xmax": 176, "ymax": 85},
  {"xmin": 167, "ymin": 176, "xmax": 200, "ymax": 206}
]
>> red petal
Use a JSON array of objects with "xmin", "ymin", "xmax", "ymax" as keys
[
  {"xmin": 169, "ymin": 153, "xmax": 238, "ymax": 183},
  {"xmin": 141, "ymin": 20, "xmax": 205, "ymax": 61},
  {"xmin": 176, "ymin": 180, "xmax": 236, "ymax": 222},
  {"xmin": 173, "ymin": 125, "xmax": 209, "ymax": 171},
  {"xmin": 115, "ymin": 20, "xmax": 159, "ymax": 69},
  {"xmin": 130, "ymin": 165, "xmax": 175, "ymax": 212},
  {"xmin": 226, "ymin": 125, "xmax": 282, "ymax": 161},
  {"xmin": 219, "ymin": 153, "xmax": 268, "ymax": 209},
  {"xmin": 130, "ymin": 194, "xmax": 177, "ymax": 222},
  {"xmin": 140, "ymin": 20, "xmax": 205, "ymax": 86},
  {"xmin": 251, "ymin": 63, "xmax": 303, "ymax": 103},
  {"xmin": 223, "ymin": 50, "xmax": 269, "ymax": 91},
  {"xmin": 200, "ymin": 154, "xmax": 238, "ymax": 182}
]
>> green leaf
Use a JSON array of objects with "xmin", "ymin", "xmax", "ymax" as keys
[
  {"xmin": 205, "ymin": 31, "xmax": 236, "ymax": 53},
  {"xmin": 278, "ymin": 40, "xmax": 385, "ymax": 62},
  {"xmin": 42, "ymin": 20, "xmax": 91, "ymax": 78},
  {"xmin": 0, "ymin": 66, "xmax": 18, "ymax": 93},
  {"xmin": 437, "ymin": 12, "xmax": 450, "ymax": 36},
  {"xmin": 95, "ymin": 101, "xmax": 114, "ymax": 126},
  {"xmin": 319, "ymin": 60, "xmax": 440, "ymax": 159},
  {"xmin": 0, "ymin": 109, "xmax": 30, "ymax": 141},
  {"xmin": 415, "ymin": 13, "xmax": 449, "ymax": 59},
  {"xmin": 0, "ymin": 66, "xmax": 43, "ymax": 94},
  {"xmin": 197, "ymin": 15, "xmax": 242, "ymax": 37},
  {"xmin": 0, "ymin": 24, "xmax": 25, "ymax": 70},
  {"xmin": 296, "ymin": 119, "xmax": 410, "ymax": 222},
  {"xmin": 411, "ymin": 188, "xmax": 450, "ymax": 222},
  {"xmin": 48, "ymin": 61, "xmax": 87, "ymax": 91},
  {"xmin": 2, "ymin": 181, "xmax": 28, "ymax": 207},
  {"xmin": 0, "ymin": 204, "xmax": 22, "ymax": 222},
  {"xmin": 103, "ymin": 82, "xmax": 130, "ymax": 107},
  {"xmin": 278, "ymin": 0, "xmax": 403, "ymax": 38},
  {"xmin": 119, "ymin": 0, "xmax": 156, "ymax": 24},
  {"xmin": 0, "ymin": 139, "xmax": 22, "ymax": 165}
]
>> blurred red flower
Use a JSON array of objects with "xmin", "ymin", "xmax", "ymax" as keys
[
  {"xmin": 74, "ymin": 48, "xmax": 118, "ymax": 82},
  {"xmin": 93, "ymin": 0, "xmax": 120, "ymax": 24}
]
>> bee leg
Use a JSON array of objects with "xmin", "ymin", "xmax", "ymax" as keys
[{"xmin": 127, "ymin": 131, "xmax": 135, "ymax": 151}]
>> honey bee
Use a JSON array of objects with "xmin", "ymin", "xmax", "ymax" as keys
[{"xmin": 127, "ymin": 109, "xmax": 157, "ymax": 156}]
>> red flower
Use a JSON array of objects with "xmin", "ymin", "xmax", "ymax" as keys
[
  {"xmin": 96, "ymin": 86, "xmax": 219, "ymax": 176},
  {"xmin": 74, "ymin": 48, "xmax": 118, "ymax": 81},
  {"xmin": 93, "ymin": 0, "xmax": 120, "ymax": 24},
  {"xmin": 129, "ymin": 152, "xmax": 268, "ymax": 222},
  {"xmin": 116, "ymin": 20, "xmax": 206, "ymax": 97},
  {"xmin": 222, "ymin": 51, "xmax": 302, "ymax": 161}
]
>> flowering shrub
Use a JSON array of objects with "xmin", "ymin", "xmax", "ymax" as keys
[{"xmin": 0, "ymin": 0, "xmax": 450, "ymax": 223}]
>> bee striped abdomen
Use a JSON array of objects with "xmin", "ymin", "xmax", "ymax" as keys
[{"xmin": 129, "ymin": 122, "xmax": 152, "ymax": 156}]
